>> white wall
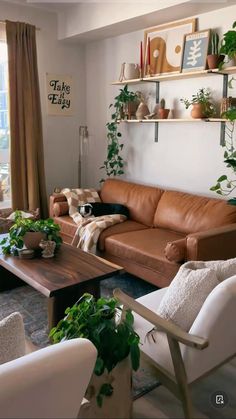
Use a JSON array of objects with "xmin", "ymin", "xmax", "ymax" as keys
[
  {"xmin": 85, "ymin": 5, "xmax": 236, "ymax": 198},
  {"xmin": 0, "ymin": 1, "xmax": 86, "ymax": 196}
]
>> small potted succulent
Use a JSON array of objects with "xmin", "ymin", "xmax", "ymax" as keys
[
  {"xmin": 207, "ymin": 31, "xmax": 224, "ymax": 70},
  {"xmin": 220, "ymin": 21, "xmax": 236, "ymax": 68},
  {"xmin": 50, "ymin": 293, "xmax": 140, "ymax": 418},
  {"xmin": 180, "ymin": 88, "xmax": 216, "ymax": 119},
  {"xmin": 158, "ymin": 98, "xmax": 170, "ymax": 119},
  {"xmin": 0, "ymin": 211, "xmax": 62, "ymax": 255}
]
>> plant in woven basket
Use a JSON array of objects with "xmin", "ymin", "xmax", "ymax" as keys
[
  {"xmin": 0, "ymin": 211, "xmax": 62, "ymax": 255},
  {"xmin": 49, "ymin": 293, "xmax": 140, "ymax": 407}
]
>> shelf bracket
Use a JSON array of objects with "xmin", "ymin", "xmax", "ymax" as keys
[
  {"xmin": 222, "ymin": 73, "xmax": 228, "ymax": 98},
  {"xmin": 220, "ymin": 121, "xmax": 226, "ymax": 146},
  {"xmin": 155, "ymin": 81, "xmax": 160, "ymax": 142}
]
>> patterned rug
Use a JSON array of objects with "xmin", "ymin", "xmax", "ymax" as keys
[{"xmin": 0, "ymin": 272, "xmax": 160, "ymax": 399}]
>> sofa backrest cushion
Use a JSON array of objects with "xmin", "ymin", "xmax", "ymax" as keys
[
  {"xmin": 100, "ymin": 179, "xmax": 163, "ymax": 227},
  {"xmin": 154, "ymin": 190, "xmax": 236, "ymax": 234}
]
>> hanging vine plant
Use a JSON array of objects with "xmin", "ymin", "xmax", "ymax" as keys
[
  {"xmin": 100, "ymin": 85, "xmax": 138, "ymax": 183},
  {"xmin": 210, "ymin": 107, "xmax": 236, "ymax": 204}
]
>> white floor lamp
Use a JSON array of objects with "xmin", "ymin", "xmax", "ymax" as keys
[{"xmin": 78, "ymin": 126, "xmax": 89, "ymax": 188}]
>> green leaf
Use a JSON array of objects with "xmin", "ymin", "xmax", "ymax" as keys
[
  {"xmin": 130, "ymin": 343, "xmax": 140, "ymax": 371},
  {"xmin": 217, "ymin": 175, "xmax": 227, "ymax": 182}
]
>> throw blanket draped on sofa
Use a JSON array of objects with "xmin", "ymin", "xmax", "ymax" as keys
[{"xmin": 62, "ymin": 188, "xmax": 126, "ymax": 253}]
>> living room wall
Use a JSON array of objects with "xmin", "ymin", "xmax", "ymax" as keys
[
  {"xmin": 0, "ymin": 1, "xmax": 86, "ymax": 196},
  {"xmin": 85, "ymin": 4, "xmax": 236, "ymax": 197}
]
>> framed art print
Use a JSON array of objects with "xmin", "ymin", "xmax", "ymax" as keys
[
  {"xmin": 181, "ymin": 30, "xmax": 210, "ymax": 72},
  {"xmin": 144, "ymin": 18, "xmax": 196, "ymax": 76}
]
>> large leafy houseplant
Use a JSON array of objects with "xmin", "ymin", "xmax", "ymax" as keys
[
  {"xmin": 220, "ymin": 21, "xmax": 236, "ymax": 68},
  {"xmin": 100, "ymin": 85, "xmax": 138, "ymax": 182},
  {"xmin": 0, "ymin": 211, "xmax": 62, "ymax": 255},
  {"xmin": 49, "ymin": 293, "xmax": 140, "ymax": 407},
  {"xmin": 180, "ymin": 88, "xmax": 216, "ymax": 118},
  {"xmin": 210, "ymin": 107, "xmax": 236, "ymax": 204}
]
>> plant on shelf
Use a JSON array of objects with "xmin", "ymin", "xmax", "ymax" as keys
[
  {"xmin": 49, "ymin": 293, "xmax": 140, "ymax": 410},
  {"xmin": 158, "ymin": 98, "xmax": 170, "ymax": 119},
  {"xmin": 0, "ymin": 211, "xmax": 62, "ymax": 255},
  {"xmin": 100, "ymin": 85, "xmax": 138, "ymax": 182},
  {"xmin": 219, "ymin": 21, "xmax": 236, "ymax": 68},
  {"xmin": 180, "ymin": 88, "xmax": 216, "ymax": 119},
  {"xmin": 207, "ymin": 31, "xmax": 224, "ymax": 70},
  {"xmin": 210, "ymin": 107, "xmax": 236, "ymax": 204}
]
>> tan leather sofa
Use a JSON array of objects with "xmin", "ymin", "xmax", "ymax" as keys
[{"xmin": 49, "ymin": 179, "xmax": 236, "ymax": 287}]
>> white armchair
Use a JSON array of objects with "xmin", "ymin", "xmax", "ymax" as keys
[
  {"xmin": 0, "ymin": 337, "xmax": 97, "ymax": 418},
  {"xmin": 114, "ymin": 274, "xmax": 236, "ymax": 419}
]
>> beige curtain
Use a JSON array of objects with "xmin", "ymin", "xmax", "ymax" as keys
[{"xmin": 6, "ymin": 20, "xmax": 48, "ymax": 218}]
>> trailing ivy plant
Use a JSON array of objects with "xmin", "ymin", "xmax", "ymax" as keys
[
  {"xmin": 100, "ymin": 85, "xmax": 138, "ymax": 183},
  {"xmin": 49, "ymin": 293, "xmax": 140, "ymax": 407},
  {"xmin": 210, "ymin": 107, "xmax": 236, "ymax": 204}
]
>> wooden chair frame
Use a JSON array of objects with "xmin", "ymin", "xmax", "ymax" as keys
[{"xmin": 114, "ymin": 288, "xmax": 236, "ymax": 419}]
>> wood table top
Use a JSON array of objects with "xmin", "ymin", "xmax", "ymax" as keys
[{"xmin": 0, "ymin": 242, "xmax": 123, "ymax": 297}]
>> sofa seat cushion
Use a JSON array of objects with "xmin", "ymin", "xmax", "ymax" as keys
[
  {"xmin": 54, "ymin": 216, "xmax": 77, "ymax": 242},
  {"xmin": 104, "ymin": 228, "xmax": 185, "ymax": 277},
  {"xmin": 100, "ymin": 179, "xmax": 163, "ymax": 227},
  {"xmin": 154, "ymin": 190, "xmax": 236, "ymax": 234},
  {"xmin": 98, "ymin": 220, "xmax": 148, "ymax": 251}
]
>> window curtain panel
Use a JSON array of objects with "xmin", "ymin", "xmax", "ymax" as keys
[{"xmin": 6, "ymin": 20, "xmax": 48, "ymax": 217}]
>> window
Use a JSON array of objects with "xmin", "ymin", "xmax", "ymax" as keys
[{"xmin": 0, "ymin": 35, "xmax": 11, "ymax": 209}]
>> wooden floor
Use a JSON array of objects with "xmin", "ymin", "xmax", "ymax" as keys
[{"xmin": 133, "ymin": 359, "xmax": 236, "ymax": 418}]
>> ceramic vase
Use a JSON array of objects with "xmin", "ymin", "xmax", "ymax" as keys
[
  {"xmin": 136, "ymin": 102, "xmax": 150, "ymax": 120},
  {"xmin": 23, "ymin": 232, "xmax": 46, "ymax": 250}
]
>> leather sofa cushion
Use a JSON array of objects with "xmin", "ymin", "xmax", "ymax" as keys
[
  {"xmin": 54, "ymin": 216, "xmax": 77, "ymax": 240},
  {"xmin": 98, "ymin": 220, "xmax": 148, "ymax": 251},
  {"xmin": 100, "ymin": 178, "xmax": 163, "ymax": 227},
  {"xmin": 104, "ymin": 228, "xmax": 184, "ymax": 278},
  {"xmin": 154, "ymin": 190, "xmax": 236, "ymax": 234},
  {"xmin": 53, "ymin": 202, "xmax": 69, "ymax": 217}
]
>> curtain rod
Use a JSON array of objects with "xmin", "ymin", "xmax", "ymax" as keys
[{"xmin": 0, "ymin": 20, "xmax": 40, "ymax": 30}]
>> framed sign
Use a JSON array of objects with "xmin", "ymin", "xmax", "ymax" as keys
[
  {"xmin": 46, "ymin": 73, "xmax": 75, "ymax": 116},
  {"xmin": 144, "ymin": 18, "xmax": 196, "ymax": 76},
  {"xmin": 181, "ymin": 30, "xmax": 210, "ymax": 72}
]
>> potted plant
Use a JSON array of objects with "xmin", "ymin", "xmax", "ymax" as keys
[
  {"xmin": 100, "ymin": 85, "xmax": 138, "ymax": 183},
  {"xmin": 0, "ymin": 211, "xmax": 62, "ymax": 255},
  {"xmin": 158, "ymin": 98, "xmax": 170, "ymax": 119},
  {"xmin": 220, "ymin": 21, "xmax": 236, "ymax": 68},
  {"xmin": 210, "ymin": 107, "xmax": 236, "ymax": 203},
  {"xmin": 180, "ymin": 88, "xmax": 216, "ymax": 119},
  {"xmin": 49, "ymin": 293, "xmax": 140, "ymax": 418},
  {"xmin": 207, "ymin": 31, "xmax": 224, "ymax": 70}
]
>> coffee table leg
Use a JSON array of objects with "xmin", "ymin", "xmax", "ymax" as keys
[{"xmin": 48, "ymin": 282, "xmax": 101, "ymax": 329}]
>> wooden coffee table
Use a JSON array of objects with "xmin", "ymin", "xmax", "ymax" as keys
[{"xmin": 0, "ymin": 241, "xmax": 123, "ymax": 328}]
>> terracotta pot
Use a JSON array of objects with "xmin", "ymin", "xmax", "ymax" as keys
[
  {"xmin": 191, "ymin": 103, "xmax": 205, "ymax": 119},
  {"xmin": 207, "ymin": 54, "xmax": 224, "ymax": 70},
  {"xmin": 23, "ymin": 232, "xmax": 46, "ymax": 250},
  {"xmin": 158, "ymin": 108, "xmax": 170, "ymax": 119},
  {"xmin": 135, "ymin": 102, "xmax": 150, "ymax": 120}
]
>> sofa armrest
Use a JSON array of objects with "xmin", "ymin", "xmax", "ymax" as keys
[
  {"xmin": 49, "ymin": 193, "xmax": 67, "ymax": 218},
  {"xmin": 187, "ymin": 223, "xmax": 236, "ymax": 261}
]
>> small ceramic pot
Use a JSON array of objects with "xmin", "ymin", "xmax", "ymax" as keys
[
  {"xmin": 23, "ymin": 232, "xmax": 46, "ymax": 250},
  {"xmin": 136, "ymin": 102, "xmax": 150, "ymax": 120},
  {"xmin": 158, "ymin": 109, "xmax": 170, "ymax": 119},
  {"xmin": 191, "ymin": 103, "xmax": 205, "ymax": 119},
  {"xmin": 207, "ymin": 54, "xmax": 224, "ymax": 69}
]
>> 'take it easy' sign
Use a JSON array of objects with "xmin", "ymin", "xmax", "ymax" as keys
[{"xmin": 46, "ymin": 73, "xmax": 74, "ymax": 116}]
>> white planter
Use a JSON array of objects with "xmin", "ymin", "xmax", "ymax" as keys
[{"xmin": 78, "ymin": 357, "xmax": 132, "ymax": 419}]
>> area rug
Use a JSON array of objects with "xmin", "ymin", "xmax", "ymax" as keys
[{"xmin": 0, "ymin": 272, "xmax": 160, "ymax": 399}]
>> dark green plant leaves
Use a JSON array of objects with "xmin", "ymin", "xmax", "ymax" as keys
[
  {"xmin": 49, "ymin": 293, "xmax": 140, "ymax": 407},
  {"xmin": 96, "ymin": 383, "xmax": 113, "ymax": 407}
]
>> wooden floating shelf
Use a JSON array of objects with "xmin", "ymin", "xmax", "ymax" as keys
[
  {"xmin": 111, "ymin": 66, "xmax": 236, "ymax": 85},
  {"xmin": 120, "ymin": 118, "xmax": 227, "ymax": 123}
]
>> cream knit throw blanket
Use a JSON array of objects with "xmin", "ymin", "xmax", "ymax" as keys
[{"xmin": 62, "ymin": 188, "xmax": 127, "ymax": 253}]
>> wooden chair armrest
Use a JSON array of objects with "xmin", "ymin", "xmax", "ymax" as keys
[{"xmin": 114, "ymin": 289, "xmax": 208, "ymax": 350}]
